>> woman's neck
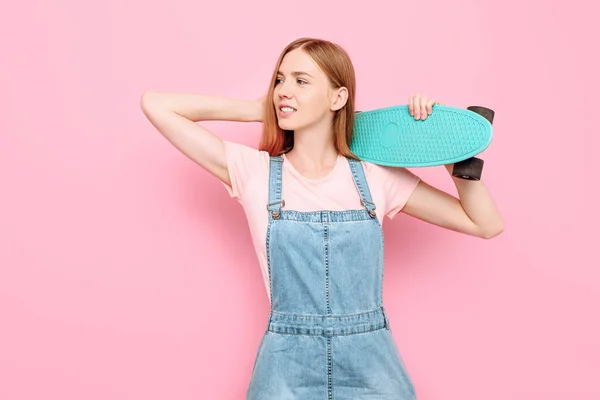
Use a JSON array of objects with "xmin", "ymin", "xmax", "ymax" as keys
[{"xmin": 285, "ymin": 127, "xmax": 338, "ymax": 178}]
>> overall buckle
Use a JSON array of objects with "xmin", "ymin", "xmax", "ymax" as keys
[
  {"xmin": 360, "ymin": 199, "xmax": 377, "ymax": 218},
  {"xmin": 267, "ymin": 199, "xmax": 285, "ymax": 219}
]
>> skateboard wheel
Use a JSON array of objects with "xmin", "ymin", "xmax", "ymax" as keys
[
  {"xmin": 452, "ymin": 157, "xmax": 484, "ymax": 181},
  {"xmin": 451, "ymin": 106, "xmax": 495, "ymax": 180},
  {"xmin": 467, "ymin": 106, "xmax": 494, "ymax": 124}
]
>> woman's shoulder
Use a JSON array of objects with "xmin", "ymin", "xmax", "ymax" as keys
[
  {"xmin": 357, "ymin": 159, "xmax": 421, "ymax": 219},
  {"xmin": 222, "ymin": 140, "xmax": 271, "ymax": 200},
  {"xmin": 223, "ymin": 140, "xmax": 271, "ymax": 163},
  {"xmin": 359, "ymin": 158, "xmax": 421, "ymax": 187},
  {"xmin": 359, "ymin": 158, "xmax": 411, "ymax": 175}
]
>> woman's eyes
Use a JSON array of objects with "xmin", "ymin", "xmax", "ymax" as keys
[{"xmin": 275, "ymin": 78, "xmax": 307, "ymax": 85}]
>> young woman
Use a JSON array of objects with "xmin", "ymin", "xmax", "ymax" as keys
[{"xmin": 141, "ymin": 37, "xmax": 503, "ymax": 399}]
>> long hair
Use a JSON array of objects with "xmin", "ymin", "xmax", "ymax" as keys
[{"xmin": 258, "ymin": 38, "xmax": 359, "ymax": 160}]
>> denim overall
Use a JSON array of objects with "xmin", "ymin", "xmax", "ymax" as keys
[{"xmin": 246, "ymin": 155, "xmax": 416, "ymax": 400}]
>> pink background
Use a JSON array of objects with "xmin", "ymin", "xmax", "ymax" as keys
[{"xmin": 1, "ymin": 0, "xmax": 598, "ymax": 398}]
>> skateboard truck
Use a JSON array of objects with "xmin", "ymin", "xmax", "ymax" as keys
[{"xmin": 451, "ymin": 106, "xmax": 495, "ymax": 181}]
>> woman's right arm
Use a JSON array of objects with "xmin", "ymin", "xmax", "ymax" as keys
[{"xmin": 140, "ymin": 91, "xmax": 263, "ymax": 186}]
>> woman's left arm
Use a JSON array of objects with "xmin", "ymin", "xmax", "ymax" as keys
[
  {"xmin": 401, "ymin": 94, "xmax": 504, "ymax": 239},
  {"xmin": 402, "ymin": 171, "xmax": 504, "ymax": 239}
]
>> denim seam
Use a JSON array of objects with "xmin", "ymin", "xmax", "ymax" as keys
[
  {"xmin": 268, "ymin": 324, "xmax": 387, "ymax": 336},
  {"xmin": 266, "ymin": 221, "xmax": 273, "ymax": 332},
  {"xmin": 324, "ymin": 223, "xmax": 331, "ymax": 315},
  {"xmin": 327, "ymin": 336, "xmax": 333, "ymax": 400},
  {"xmin": 379, "ymin": 219, "xmax": 388, "ymax": 329},
  {"xmin": 270, "ymin": 308, "xmax": 383, "ymax": 318},
  {"xmin": 270, "ymin": 209, "xmax": 373, "ymax": 222}
]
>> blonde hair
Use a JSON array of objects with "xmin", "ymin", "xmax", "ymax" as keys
[{"xmin": 258, "ymin": 38, "xmax": 359, "ymax": 160}]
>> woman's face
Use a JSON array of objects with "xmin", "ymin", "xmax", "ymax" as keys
[{"xmin": 273, "ymin": 48, "xmax": 339, "ymax": 132}]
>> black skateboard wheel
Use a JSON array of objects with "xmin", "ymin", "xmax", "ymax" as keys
[
  {"xmin": 452, "ymin": 157, "xmax": 484, "ymax": 180},
  {"xmin": 451, "ymin": 106, "xmax": 495, "ymax": 180},
  {"xmin": 466, "ymin": 106, "xmax": 495, "ymax": 124}
]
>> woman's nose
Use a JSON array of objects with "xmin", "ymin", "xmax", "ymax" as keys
[{"xmin": 277, "ymin": 81, "xmax": 293, "ymax": 98}]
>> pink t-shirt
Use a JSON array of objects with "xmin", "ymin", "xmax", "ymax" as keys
[{"xmin": 221, "ymin": 140, "xmax": 421, "ymax": 304}]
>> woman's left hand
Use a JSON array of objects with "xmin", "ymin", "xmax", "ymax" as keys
[{"xmin": 408, "ymin": 94, "xmax": 443, "ymax": 120}]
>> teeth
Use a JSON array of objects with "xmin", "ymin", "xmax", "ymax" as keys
[{"xmin": 280, "ymin": 107, "xmax": 296, "ymax": 113}]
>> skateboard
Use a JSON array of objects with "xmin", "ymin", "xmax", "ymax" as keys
[{"xmin": 350, "ymin": 105, "xmax": 495, "ymax": 180}]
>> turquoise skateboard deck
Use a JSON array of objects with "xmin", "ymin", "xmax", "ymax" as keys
[{"xmin": 350, "ymin": 104, "xmax": 493, "ymax": 168}]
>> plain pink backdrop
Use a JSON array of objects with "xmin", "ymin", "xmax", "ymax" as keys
[{"xmin": 1, "ymin": 0, "xmax": 598, "ymax": 399}]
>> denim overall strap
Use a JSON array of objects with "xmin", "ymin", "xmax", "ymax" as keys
[
  {"xmin": 267, "ymin": 155, "xmax": 284, "ymax": 219},
  {"xmin": 347, "ymin": 158, "xmax": 377, "ymax": 218}
]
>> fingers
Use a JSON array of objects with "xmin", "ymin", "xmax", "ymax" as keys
[
  {"xmin": 409, "ymin": 94, "xmax": 442, "ymax": 120},
  {"xmin": 409, "ymin": 94, "xmax": 424, "ymax": 119},
  {"xmin": 426, "ymin": 98, "xmax": 435, "ymax": 115},
  {"xmin": 408, "ymin": 94, "xmax": 416, "ymax": 117},
  {"xmin": 410, "ymin": 94, "xmax": 426, "ymax": 120}
]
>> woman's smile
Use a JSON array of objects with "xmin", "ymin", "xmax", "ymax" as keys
[{"xmin": 278, "ymin": 106, "xmax": 297, "ymax": 118}]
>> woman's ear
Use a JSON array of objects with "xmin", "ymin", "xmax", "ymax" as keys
[{"xmin": 330, "ymin": 86, "xmax": 348, "ymax": 111}]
